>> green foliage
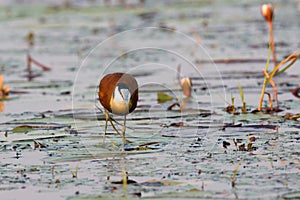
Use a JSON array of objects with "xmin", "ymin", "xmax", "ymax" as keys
[
  {"xmin": 238, "ymin": 83, "xmax": 244, "ymax": 103},
  {"xmin": 157, "ymin": 92, "xmax": 173, "ymax": 103},
  {"xmin": 231, "ymin": 160, "xmax": 243, "ymax": 188},
  {"xmin": 238, "ymin": 83, "xmax": 247, "ymax": 113},
  {"xmin": 12, "ymin": 125, "xmax": 33, "ymax": 133},
  {"xmin": 258, "ymin": 51, "xmax": 299, "ymax": 111}
]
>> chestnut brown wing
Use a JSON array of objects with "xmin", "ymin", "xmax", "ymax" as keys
[{"xmin": 99, "ymin": 73, "xmax": 119, "ymax": 113}]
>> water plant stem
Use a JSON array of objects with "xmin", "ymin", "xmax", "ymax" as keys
[
  {"xmin": 122, "ymin": 115, "xmax": 127, "ymax": 152},
  {"xmin": 238, "ymin": 83, "xmax": 246, "ymax": 113},
  {"xmin": 262, "ymin": 70, "xmax": 278, "ymax": 110},
  {"xmin": 232, "ymin": 159, "xmax": 243, "ymax": 188},
  {"xmin": 121, "ymin": 157, "xmax": 128, "ymax": 198},
  {"xmin": 258, "ymin": 51, "xmax": 299, "ymax": 111},
  {"xmin": 268, "ymin": 22, "xmax": 277, "ymax": 68},
  {"xmin": 27, "ymin": 53, "xmax": 32, "ymax": 80}
]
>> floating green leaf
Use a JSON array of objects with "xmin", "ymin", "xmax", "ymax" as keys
[
  {"xmin": 282, "ymin": 192, "xmax": 300, "ymax": 199},
  {"xmin": 12, "ymin": 125, "xmax": 34, "ymax": 133},
  {"xmin": 157, "ymin": 92, "xmax": 173, "ymax": 103}
]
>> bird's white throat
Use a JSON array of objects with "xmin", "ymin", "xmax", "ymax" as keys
[{"xmin": 110, "ymin": 83, "xmax": 131, "ymax": 115}]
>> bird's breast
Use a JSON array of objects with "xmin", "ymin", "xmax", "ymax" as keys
[{"xmin": 109, "ymin": 86, "xmax": 131, "ymax": 115}]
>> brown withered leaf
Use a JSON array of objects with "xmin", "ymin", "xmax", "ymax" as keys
[
  {"xmin": 238, "ymin": 143, "xmax": 246, "ymax": 151},
  {"xmin": 283, "ymin": 113, "xmax": 300, "ymax": 120},
  {"xmin": 292, "ymin": 86, "xmax": 300, "ymax": 98},
  {"xmin": 247, "ymin": 143, "xmax": 253, "ymax": 151},
  {"xmin": 223, "ymin": 141, "xmax": 231, "ymax": 149},
  {"xmin": 249, "ymin": 136, "xmax": 256, "ymax": 142},
  {"xmin": 233, "ymin": 139, "xmax": 238, "ymax": 150},
  {"xmin": 167, "ymin": 102, "xmax": 180, "ymax": 110},
  {"xmin": 170, "ymin": 122, "xmax": 184, "ymax": 127},
  {"xmin": 34, "ymin": 140, "xmax": 47, "ymax": 149}
]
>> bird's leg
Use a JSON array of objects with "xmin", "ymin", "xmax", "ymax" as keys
[
  {"xmin": 122, "ymin": 115, "xmax": 127, "ymax": 151},
  {"xmin": 108, "ymin": 116, "xmax": 122, "ymax": 137},
  {"xmin": 103, "ymin": 110, "xmax": 109, "ymax": 143}
]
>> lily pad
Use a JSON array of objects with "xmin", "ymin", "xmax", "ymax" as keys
[{"xmin": 157, "ymin": 92, "xmax": 174, "ymax": 103}]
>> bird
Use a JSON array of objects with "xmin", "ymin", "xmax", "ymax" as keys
[
  {"xmin": 261, "ymin": 4, "xmax": 277, "ymax": 67},
  {"xmin": 98, "ymin": 72, "xmax": 138, "ymax": 151}
]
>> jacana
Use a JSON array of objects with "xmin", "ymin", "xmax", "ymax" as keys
[{"xmin": 98, "ymin": 73, "xmax": 138, "ymax": 151}]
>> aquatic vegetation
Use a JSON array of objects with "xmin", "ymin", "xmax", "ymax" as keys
[
  {"xmin": 157, "ymin": 92, "xmax": 173, "ymax": 103},
  {"xmin": 25, "ymin": 31, "xmax": 51, "ymax": 81},
  {"xmin": 225, "ymin": 95, "xmax": 238, "ymax": 115},
  {"xmin": 231, "ymin": 159, "xmax": 242, "ymax": 188},
  {"xmin": 26, "ymin": 54, "xmax": 51, "ymax": 81},
  {"xmin": 258, "ymin": 51, "xmax": 299, "ymax": 111},
  {"xmin": 0, "ymin": 74, "xmax": 9, "ymax": 99},
  {"xmin": 258, "ymin": 3, "xmax": 299, "ymax": 112},
  {"xmin": 261, "ymin": 4, "xmax": 277, "ymax": 68},
  {"xmin": 283, "ymin": 113, "xmax": 300, "ymax": 120},
  {"xmin": 26, "ymin": 31, "xmax": 35, "ymax": 47},
  {"xmin": 238, "ymin": 83, "xmax": 246, "ymax": 114},
  {"xmin": 292, "ymin": 86, "xmax": 300, "ymax": 98},
  {"xmin": 177, "ymin": 64, "xmax": 192, "ymax": 97},
  {"xmin": 70, "ymin": 165, "xmax": 78, "ymax": 178}
]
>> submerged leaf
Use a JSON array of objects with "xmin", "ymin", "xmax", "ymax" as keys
[
  {"xmin": 12, "ymin": 125, "xmax": 34, "ymax": 133},
  {"xmin": 170, "ymin": 122, "xmax": 184, "ymax": 127},
  {"xmin": 142, "ymin": 179, "xmax": 182, "ymax": 187},
  {"xmin": 148, "ymin": 188, "xmax": 212, "ymax": 198},
  {"xmin": 282, "ymin": 192, "xmax": 300, "ymax": 199},
  {"xmin": 223, "ymin": 141, "xmax": 230, "ymax": 149},
  {"xmin": 283, "ymin": 113, "xmax": 300, "ymax": 120}
]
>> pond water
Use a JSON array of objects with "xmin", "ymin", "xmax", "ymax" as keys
[{"xmin": 0, "ymin": 0, "xmax": 299, "ymax": 199}]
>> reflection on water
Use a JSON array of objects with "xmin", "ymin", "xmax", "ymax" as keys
[
  {"xmin": 0, "ymin": 74, "xmax": 9, "ymax": 112},
  {"xmin": 0, "ymin": 101, "xmax": 4, "ymax": 112},
  {"xmin": 0, "ymin": 0, "xmax": 299, "ymax": 199}
]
